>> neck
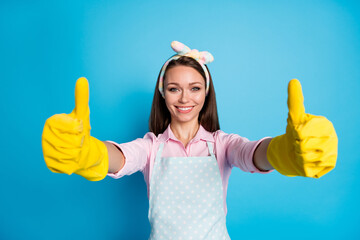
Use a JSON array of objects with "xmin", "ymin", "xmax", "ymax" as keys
[{"xmin": 170, "ymin": 119, "xmax": 200, "ymax": 147}]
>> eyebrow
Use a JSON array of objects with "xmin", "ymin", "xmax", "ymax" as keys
[{"xmin": 166, "ymin": 82, "xmax": 204, "ymax": 86}]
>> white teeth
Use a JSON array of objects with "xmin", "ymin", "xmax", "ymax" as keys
[{"xmin": 178, "ymin": 107, "xmax": 192, "ymax": 110}]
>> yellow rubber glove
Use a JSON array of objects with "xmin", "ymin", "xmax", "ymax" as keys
[
  {"xmin": 267, "ymin": 79, "xmax": 338, "ymax": 178},
  {"xmin": 42, "ymin": 77, "xmax": 109, "ymax": 181}
]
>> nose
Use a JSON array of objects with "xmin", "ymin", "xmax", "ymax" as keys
[{"xmin": 179, "ymin": 90, "xmax": 189, "ymax": 103}]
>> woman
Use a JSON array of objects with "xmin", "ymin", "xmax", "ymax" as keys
[{"xmin": 42, "ymin": 41, "xmax": 338, "ymax": 239}]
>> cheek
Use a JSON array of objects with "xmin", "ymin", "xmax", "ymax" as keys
[
  {"xmin": 164, "ymin": 95, "xmax": 176, "ymax": 109},
  {"xmin": 164, "ymin": 99, "xmax": 171, "ymax": 109},
  {"xmin": 194, "ymin": 93, "xmax": 206, "ymax": 104}
]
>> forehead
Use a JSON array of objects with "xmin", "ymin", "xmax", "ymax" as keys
[{"xmin": 165, "ymin": 66, "xmax": 205, "ymax": 85}]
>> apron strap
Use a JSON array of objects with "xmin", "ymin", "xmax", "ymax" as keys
[
  {"xmin": 156, "ymin": 142, "xmax": 165, "ymax": 160},
  {"xmin": 206, "ymin": 141, "xmax": 215, "ymax": 157}
]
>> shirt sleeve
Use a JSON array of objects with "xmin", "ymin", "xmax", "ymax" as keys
[
  {"xmin": 216, "ymin": 131, "xmax": 273, "ymax": 174},
  {"xmin": 105, "ymin": 132, "xmax": 155, "ymax": 179}
]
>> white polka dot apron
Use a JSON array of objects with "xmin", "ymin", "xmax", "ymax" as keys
[{"xmin": 148, "ymin": 142, "xmax": 231, "ymax": 240}]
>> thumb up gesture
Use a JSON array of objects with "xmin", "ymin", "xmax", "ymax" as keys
[
  {"xmin": 267, "ymin": 79, "xmax": 338, "ymax": 178},
  {"xmin": 42, "ymin": 77, "xmax": 109, "ymax": 181}
]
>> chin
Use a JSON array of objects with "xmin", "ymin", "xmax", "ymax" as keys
[{"xmin": 174, "ymin": 115, "xmax": 198, "ymax": 124}]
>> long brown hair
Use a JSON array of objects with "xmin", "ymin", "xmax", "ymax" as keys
[{"xmin": 149, "ymin": 56, "xmax": 220, "ymax": 135}]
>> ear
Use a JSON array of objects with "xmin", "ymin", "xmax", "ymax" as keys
[{"xmin": 171, "ymin": 41, "xmax": 191, "ymax": 55}]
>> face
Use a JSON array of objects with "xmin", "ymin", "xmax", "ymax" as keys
[{"xmin": 164, "ymin": 65, "xmax": 206, "ymax": 125}]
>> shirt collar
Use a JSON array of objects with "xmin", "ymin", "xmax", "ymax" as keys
[{"xmin": 159, "ymin": 124, "xmax": 215, "ymax": 143}]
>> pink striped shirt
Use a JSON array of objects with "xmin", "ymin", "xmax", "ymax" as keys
[{"xmin": 106, "ymin": 124, "xmax": 273, "ymax": 215}]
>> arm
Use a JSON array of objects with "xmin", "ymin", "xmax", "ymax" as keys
[
  {"xmin": 103, "ymin": 141, "xmax": 126, "ymax": 174},
  {"xmin": 253, "ymin": 138, "xmax": 274, "ymax": 171}
]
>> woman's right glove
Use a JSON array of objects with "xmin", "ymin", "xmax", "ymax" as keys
[{"xmin": 42, "ymin": 77, "xmax": 109, "ymax": 181}]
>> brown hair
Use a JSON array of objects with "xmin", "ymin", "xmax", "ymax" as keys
[{"xmin": 149, "ymin": 56, "xmax": 220, "ymax": 135}]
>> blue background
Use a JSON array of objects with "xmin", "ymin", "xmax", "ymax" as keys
[{"xmin": 1, "ymin": 0, "xmax": 359, "ymax": 239}]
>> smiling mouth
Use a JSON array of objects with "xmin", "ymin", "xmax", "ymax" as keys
[{"xmin": 176, "ymin": 106, "xmax": 194, "ymax": 113}]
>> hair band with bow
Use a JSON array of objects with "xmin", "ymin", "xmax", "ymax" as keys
[{"xmin": 158, "ymin": 41, "xmax": 214, "ymax": 98}]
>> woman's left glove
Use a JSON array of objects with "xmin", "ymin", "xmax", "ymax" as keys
[{"xmin": 267, "ymin": 79, "xmax": 338, "ymax": 178}]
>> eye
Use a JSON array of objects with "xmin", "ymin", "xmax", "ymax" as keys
[
  {"xmin": 192, "ymin": 87, "xmax": 201, "ymax": 91},
  {"xmin": 168, "ymin": 87, "xmax": 178, "ymax": 92}
]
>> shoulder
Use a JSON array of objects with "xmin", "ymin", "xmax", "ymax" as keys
[
  {"xmin": 143, "ymin": 131, "xmax": 167, "ymax": 142},
  {"xmin": 143, "ymin": 131, "xmax": 157, "ymax": 140},
  {"xmin": 143, "ymin": 124, "xmax": 172, "ymax": 143},
  {"xmin": 138, "ymin": 130, "xmax": 170, "ymax": 149},
  {"xmin": 212, "ymin": 129, "xmax": 250, "ymax": 145},
  {"xmin": 116, "ymin": 132, "xmax": 159, "ymax": 152}
]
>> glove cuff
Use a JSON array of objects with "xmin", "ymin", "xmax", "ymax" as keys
[
  {"xmin": 267, "ymin": 134, "xmax": 301, "ymax": 177},
  {"xmin": 75, "ymin": 136, "xmax": 109, "ymax": 181}
]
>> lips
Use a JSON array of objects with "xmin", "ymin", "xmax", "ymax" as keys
[{"xmin": 176, "ymin": 106, "xmax": 194, "ymax": 113}]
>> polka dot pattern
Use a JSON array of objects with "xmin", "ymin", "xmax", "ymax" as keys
[{"xmin": 148, "ymin": 142, "xmax": 231, "ymax": 240}]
